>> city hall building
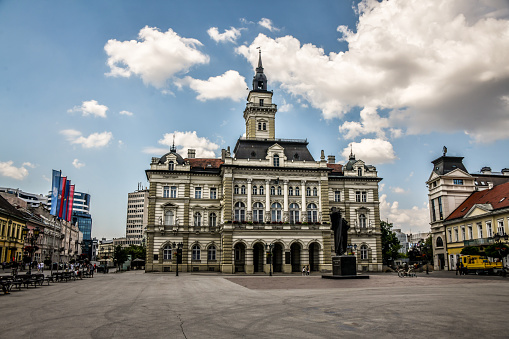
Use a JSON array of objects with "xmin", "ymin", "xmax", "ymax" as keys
[{"xmin": 145, "ymin": 54, "xmax": 383, "ymax": 273}]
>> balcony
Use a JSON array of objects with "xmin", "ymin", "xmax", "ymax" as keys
[{"xmin": 464, "ymin": 238, "xmax": 494, "ymax": 246}]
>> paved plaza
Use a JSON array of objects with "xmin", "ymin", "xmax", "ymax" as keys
[{"xmin": 1, "ymin": 271, "xmax": 508, "ymax": 338}]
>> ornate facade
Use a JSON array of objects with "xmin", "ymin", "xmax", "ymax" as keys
[{"xmin": 145, "ymin": 53, "xmax": 383, "ymax": 273}]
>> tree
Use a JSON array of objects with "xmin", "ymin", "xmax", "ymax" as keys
[
  {"xmin": 380, "ymin": 220, "xmax": 402, "ymax": 265},
  {"xmin": 484, "ymin": 243, "xmax": 509, "ymax": 259},
  {"xmin": 114, "ymin": 245, "xmax": 128, "ymax": 267},
  {"xmin": 461, "ymin": 246, "xmax": 480, "ymax": 255}
]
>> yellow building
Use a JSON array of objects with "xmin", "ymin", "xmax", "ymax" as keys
[
  {"xmin": 0, "ymin": 195, "xmax": 27, "ymax": 263},
  {"xmin": 444, "ymin": 182, "xmax": 509, "ymax": 269}
]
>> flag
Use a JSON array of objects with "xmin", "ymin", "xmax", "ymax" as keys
[
  {"xmin": 50, "ymin": 170, "xmax": 61, "ymax": 216},
  {"xmin": 62, "ymin": 180, "xmax": 71, "ymax": 221},
  {"xmin": 58, "ymin": 176, "xmax": 67, "ymax": 219},
  {"xmin": 66, "ymin": 184, "xmax": 75, "ymax": 222}
]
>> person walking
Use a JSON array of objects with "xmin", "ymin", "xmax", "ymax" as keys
[
  {"xmin": 456, "ymin": 261, "xmax": 460, "ymax": 275},
  {"xmin": 306, "ymin": 265, "xmax": 310, "ymax": 276},
  {"xmin": 302, "ymin": 266, "xmax": 306, "ymax": 276}
]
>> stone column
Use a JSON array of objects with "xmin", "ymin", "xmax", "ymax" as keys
[
  {"xmin": 265, "ymin": 179, "xmax": 270, "ymax": 222},
  {"xmin": 318, "ymin": 181, "xmax": 322, "ymax": 222},
  {"xmin": 247, "ymin": 179, "xmax": 252, "ymax": 221},
  {"xmin": 301, "ymin": 247, "xmax": 309, "ymax": 267},
  {"xmin": 301, "ymin": 180, "xmax": 306, "ymax": 222},
  {"xmin": 245, "ymin": 247, "xmax": 254, "ymax": 274},
  {"xmin": 283, "ymin": 180, "xmax": 289, "ymax": 212}
]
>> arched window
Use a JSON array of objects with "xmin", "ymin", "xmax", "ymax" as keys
[
  {"xmin": 271, "ymin": 202, "xmax": 282, "ymax": 222},
  {"xmin": 208, "ymin": 245, "xmax": 216, "ymax": 260},
  {"xmin": 273, "ymin": 154, "xmax": 279, "ymax": 167},
  {"xmin": 436, "ymin": 237, "xmax": 444, "ymax": 247},
  {"xmin": 295, "ymin": 186, "xmax": 300, "ymax": 196},
  {"xmin": 194, "ymin": 212, "xmax": 202, "ymax": 227},
  {"xmin": 313, "ymin": 187, "xmax": 318, "ymax": 196},
  {"xmin": 289, "ymin": 203, "xmax": 300, "ymax": 224},
  {"xmin": 209, "ymin": 213, "xmax": 217, "ymax": 227},
  {"xmin": 277, "ymin": 186, "xmax": 282, "ymax": 195},
  {"xmin": 306, "ymin": 187, "xmax": 311, "ymax": 196},
  {"xmin": 252, "ymin": 186, "xmax": 257, "ymax": 195},
  {"xmin": 169, "ymin": 161, "xmax": 174, "ymax": 171},
  {"xmin": 241, "ymin": 185, "xmax": 246, "ymax": 195},
  {"xmin": 163, "ymin": 244, "xmax": 172, "ymax": 260},
  {"xmin": 307, "ymin": 203, "xmax": 317, "ymax": 223},
  {"xmin": 360, "ymin": 245, "xmax": 368, "ymax": 260},
  {"xmin": 270, "ymin": 186, "xmax": 275, "ymax": 195},
  {"xmin": 359, "ymin": 214, "xmax": 367, "ymax": 228},
  {"xmin": 289, "ymin": 187, "xmax": 293, "ymax": 196},
  {"xmin": 164, "ymin": 210, "xmax": 174, "ymax": 226},
  {"xmin": 259, "ymin": 185, "xmax": 264, "ymax": 195},
  {"xmin": 234, "ymin": 202, "xmax": 245, "ymax": 222},
  {"xmin": 192, "ymin": 245, "xmax": 201, "ymax": 261},
  {"xmin": 253, "ymin": 202, "xmax": 264, "ymax": 223},
  {"xmin": 234, "ymin": 185, "xmax": 239, "ymax": 194},
  {"xmin": 263, "ymin": 122, "xmax": 266, "ymax": 130},
  {"xmin": 258, "ymin": 122, "xmax": 262, "ymax": 130}
]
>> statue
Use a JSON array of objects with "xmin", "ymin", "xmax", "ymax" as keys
[{"xmin": 330, "ymin": 208, "xmax": 350, "ymax": 255}]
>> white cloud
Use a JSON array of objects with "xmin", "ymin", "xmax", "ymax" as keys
[
  {"xmin": 158, "ymin": 131, "xmax": 220, "ymax": 158},
  {"xmin": 390, "ymin": 186, "xmax": 406, "ymax": 194},
  {"xmin": 60, "ymin": 129, "xmax": 113, "ymax": 148},
  {"xmin": 68, "ymin": 100, "xmax": 108, "ymax": 118},
  {"xmin": 105, "ymin": 26, "xmax": 209, "ymax": 88},
  {"xmin": 341, "ymin": 139, "xmax": 397, "ymax": 164},
  {"xmin": 258, "ymin": 18, "xmax": 280, "ymax": 32},
  {"xmin": 119, "ymin": 110, "xmax": 133, "ymax": 116},
  {"xmin": 278, "ymin": 98, "xmax": 293, "ymax": 112},
  {"xmin": 339, "ymin": 106, "xmax": 389, "ymax": 139},
  {"xmin": 0, "ymin": 161, "xmax": 31, "ymax": 180},
  {"xmin": 176, "ymin": 70, "xmax": 248, "ymax": 102},
  {"xmin": 72, "ymin": 159, "xmax": 85, "ymax": 169},
  {"xmin": 207, "ymin": 27, "xmax": 242, "ymax": 43},
  {"xmin": 237, "ymin": 0, "xmax": 509, "ymax": 142},
  {"xmin": 380, "ymin": 194, "xmax": 430, "ymax": 233}
]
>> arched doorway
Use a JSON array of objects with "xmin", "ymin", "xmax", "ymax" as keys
[
  {"xmin": 290, "ymin": 243, "xmax": 301, "ymax": 272},
  {"xmin": 253, "ymin": 243, "xmax": 264, "ymax": 273},
  {"xmin": 234, "ymin": 243, "xmax": 246, "ymax": 273},
  {"xmin": 308, "ymin": 242, "xmax": 320, "ymax": 271},
  {"xmin": 273, "ymin": 243, "xmax": 283, "ymax": 272}
]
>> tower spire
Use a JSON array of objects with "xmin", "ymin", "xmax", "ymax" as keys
[
  {"xmin": 252, "ymin": 47, "xmax": 267, "ymax": 91},
  {"xmin": 170, "ymin": 134, "xmax": 176, "ymax": 152}
]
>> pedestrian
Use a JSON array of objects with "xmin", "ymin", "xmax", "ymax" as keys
[
  {"xmin": 459, "ymin": 262, "xmax": 464, "ymax": 275},
  {"xmin": 456, "ymin": 261, "xmax": 460, "ymax": 275},
  {"xmin": 306, "ymin": 265, "xmax": 310, "ymax": 276},
  {"xmin": 302, "ymin": 266, "xmax": 306, "ymax": 276}
]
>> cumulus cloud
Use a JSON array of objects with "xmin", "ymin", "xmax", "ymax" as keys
[
  {"xmin": 0, "ymin": 161, "xmax": 33, "ymax": 180},
  {"xmin": 105, "ymin": 26, "xmax": 209, "ymax": 88},
  {"xmin": 157, "ymin": 131, "xmax": 220, "ymax": 158},
  {"xmin": 119, "ymin": 110, "xmax": 133, "ymax": 116},
  {"xmin": 237, "ymin": 0, "xmax": 509, "ymax": 143},
  {"xmin": 390, "ymin": 186, "xmax": 406, "ymax": 194},
  {"xmin": 380, "ymin": 194, "xmax": 430, "ymax": 233},
  {"xmin": 72, "ymin": 159, "xmax": 85, "ymax": 169},
  {"xmin": 207, "ymin": 27, "xmax": 242, "ymax": 43},
  {"xmin": 68, "ymin": 100, "xmax": 108, "ymax": 118},
  {"xmin": 341, "ymin": 139, "xmax": 397, "ymax": 164},
  {"xmin": 258, "ymin": 18, "xmax": 280, "ymax": 32},
  {"xmin": 60, "ymin": 129, "xmax": 113, "ymax": 148},
  {"xmin": 278, "ymin": 98, "xmax": 293, "ymax": 112},
  {"xmin": 176, "ymin": 70, "xmax": 248, "ymax": 101}
]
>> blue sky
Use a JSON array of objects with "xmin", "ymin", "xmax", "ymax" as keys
[{"xmin": 1, "ymin": 0, "xmax": 508, "ymax": 238}]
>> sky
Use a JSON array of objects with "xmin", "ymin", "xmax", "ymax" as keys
[{"xmin": 1, "ymin": 0, "xmax": 509, "ymax": 238}]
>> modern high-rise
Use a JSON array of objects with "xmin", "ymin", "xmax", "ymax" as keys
[
  {"xmin": 71, "ymin": 192, "xmax": 92, "ymax": 241},
  {"xmin": 126, "ymin": 183, "xmax": 149, "ymax": 245}
]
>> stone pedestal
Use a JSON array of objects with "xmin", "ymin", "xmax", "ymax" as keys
[{"xmin": 332, "ymin": 255, "xmax": 356, "ymax": 276}]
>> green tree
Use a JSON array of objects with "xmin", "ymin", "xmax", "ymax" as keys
[
  {"xmin": 380, "ymin": 220, "xmax": 402, "ymax": 265},
  {"xmin": 114, "ymin": 245, "xmax": 128, "ymax": 266},
  {"xmin": 125, "ymin": 245, "xmax": 146, "ymax": 261},
  {"xmin": 461, "ymin": 246, "xmax": 480, "ymax": 255},
  {"xmin": 484, "ymin": 243, "xmax": 509, "ymax": 259}
]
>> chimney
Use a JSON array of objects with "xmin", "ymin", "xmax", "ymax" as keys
[
  {"xmin": 328, "ymin": 155, "xmax": 335, "ymax": 164},
  {"xmin": 221, "ymin": 149, "xmax": 226, "ymax": 160},
  {"xmin": 188, "ymin": 149, "xmax": 196, "ymax": 159},
  {"xmin": 480, "ymin": 166, "xmax": 491, "ymax": 174},
  {"xmin": 502, "ymin": 168, "xmax": 509, "ymax": 176}
]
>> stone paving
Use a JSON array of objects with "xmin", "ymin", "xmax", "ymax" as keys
[{"xmin": 0, "ymin": 270, "xmax": 508, "ymax": 338}]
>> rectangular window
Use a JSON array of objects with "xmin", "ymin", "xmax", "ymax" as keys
[
  {"xmin": 431, "ymin": 199, "xmax": 436, "ymax": 222},
  {"xmin": 438, "ymin": 197, "xmax": 443, "ymax": 220},
  {"xmin": 195, "ymin": 187, "xmax": 202, "ymax": 199},
  {"xmin": 477, "ymin": 223, "xmax": 483, "ymax": 239},
  {"xmin": 163, "ymin": 186, "xmax": 169, "ymax": 198},
  {"xmin": 454, "ymin": 228, "xmax": 458, "ymax": 242},
  {"xmin": 468, "ymin": 225, "xmax": 473, "ymax": 239},
  {"xmin": 361, "ymin": 191, "xmax": 367, "ymax": 202},
  {"xmin": 461, "ymin": 226, "xmax": 465, "ymax": 241},
  {"xmin": 259, "ymin": 98, "xmax": 264, "ymax": 106},
  {"xmin": 355, "ymin": 191, "xmax": 361, "ymax": 202},
  {"xmin": 210, "ymin": 188, "xmax": 217, "ymax": 199},
  {"xmin": 453, "ymin": 179, "xmax": 464, "ymax": 185},
  {"xmin": 170, "ymin": 186, "xmax": 177, "ymax": 198},
  {"xmin": 448, "ymin": 228, "xmax": 452, "ymax": 242},
  {"xmin": 334, "ymin": 191, "xmax": 341, "ymax": 202},
  {"xmin": 486, "ymin": 221, "xmax": 492, "ymax": 238},
  {"xmin": 498, "ymin": 220, "xmax": 505, "ymax": 235}
]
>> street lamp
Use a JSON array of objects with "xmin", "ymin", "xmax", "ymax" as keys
[
  {"xmin": 172, "ymin": 242, "xmax": 183, "ymax": 276},
  {"xmin": 22, "ymin": 226, "xmax": 40, "ymax": 275},
  {"xmin": 265, "ymin": 243, "xmax": 273, "ymax": 276}
]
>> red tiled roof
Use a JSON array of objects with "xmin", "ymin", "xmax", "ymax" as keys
[
  {"xmin": 327, "ymin": 163, "xmax": 343, "ymax": 173},
  {"xmin": 446, "ymin": 182, "xmax": 509, "ymax": 221},
  {"xmin": 186, "ymin": 158, "xmax": 224, "ymax": 169}
]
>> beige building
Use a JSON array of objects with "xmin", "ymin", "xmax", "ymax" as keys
[
  {"xmin": 126, "ymin": 184, "xmax": 149, "ymax": 246},
  {"xmin": 145, "ymin": 53, "xmax": 383, "ymax": 274}
]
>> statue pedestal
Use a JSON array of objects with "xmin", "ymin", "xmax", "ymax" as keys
[{"xmin": 322, "ymin": 255, "xmax": 369, "ymax": 280}]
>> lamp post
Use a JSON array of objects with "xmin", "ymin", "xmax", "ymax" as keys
[
  {"xmin": 265, "ymin": 243, "xmax": 273, "ymax": 276},
  {"xmin": 173, "ymin": 242, "xmax": 183, "ymax": 276},
  {"xmin": 22, "ymin": 226, "xmax": 40, "ymax": 275}
]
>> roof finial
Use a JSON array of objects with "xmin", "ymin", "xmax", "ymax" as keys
[
  {"xmin": 170, "ymin": 134, "xmax": 176, "ymax": 152},
  {"xmin": 443, "ymin": 146, "xmax": 447, "ymax": 156},
  {"xmin": 349, "ymin": 144, "xmax": 355, "ymax": 160}
]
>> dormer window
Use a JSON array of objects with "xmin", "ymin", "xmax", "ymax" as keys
[
  {"xmin": 357, "ymin": 167, "xmax": 362, "ymax": 176},
  {"xmin": 273, "ymin": 154, "xmax": 279, "ymax": 167},
  {"xmin": 169, "ymin": 161, "xmax": 174, "ymax": 171}
]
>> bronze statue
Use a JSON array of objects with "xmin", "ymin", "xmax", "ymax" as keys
[{"xmin": 330, "ymin": 208, "xmax": 350, "ymax": 255}]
